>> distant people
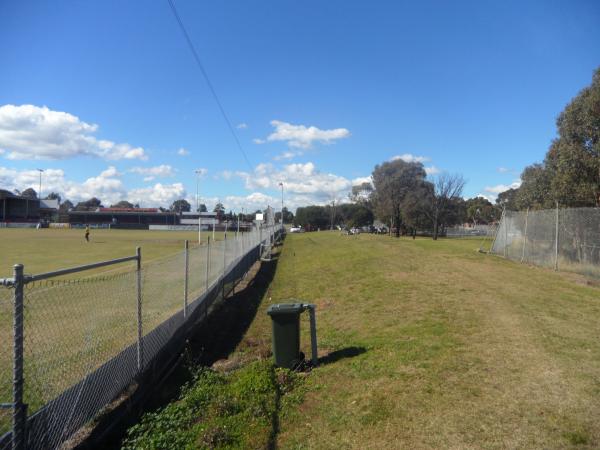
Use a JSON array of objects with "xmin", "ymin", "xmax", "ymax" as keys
[
  {"xmin": 36, "ymin": 222, "xmax": 41, "ymax": 230},
  {"xmin": 85, "ymin": 225, "xmax": 90, "ymax": 242}
]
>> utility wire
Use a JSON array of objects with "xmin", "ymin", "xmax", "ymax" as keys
[{"xmin": 167, "ymin": 0, "xmax": 253, "ymax": 170}]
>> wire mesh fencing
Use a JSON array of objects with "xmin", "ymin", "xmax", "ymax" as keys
[
  {"xmin": 0, "ymin": 224, "xmax": 282, "ymax": 449},
  {"xmin": 0, "ymin": 286, "xmax": 13, "ymax": 438},
  {"xmin": 491, "ymin": 207, "xmax": 600, "ymax": 278}
]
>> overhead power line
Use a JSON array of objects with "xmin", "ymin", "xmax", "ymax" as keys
[{"xmin": 167, "ymin": 0, "xmax": 253, "ymax": 170}]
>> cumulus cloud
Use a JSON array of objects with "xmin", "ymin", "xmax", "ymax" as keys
[
  {"xmin": 391, "ymin": 153, "xmax": 430, "ymax": 163},
  {"xmin": 0, "ymin": 165, "xmax": 185, "ymax": 207},
  {"xmin": 484, "ymin": 180, "xmax": 521, "ymax": 195},
  {"xmin": 236, "ymin": 123, "xmax": 248, "ymax": 129},
  {"xmin": 177, "ymin": 147, "xmax": 190, "ymax": 156},
  {"xmin": 425, "ymin": 165, "xmax": 441, "ymax": 175},
  {"xmin": 236, "ymin": 161, "xmax": 351, "ymax": 207},
  {"xmin": 99, "ymin": 166, "xmax": 122, "ymax": 178},
  {"xmin": 255, "ymin": 120, "xmax": 350, "ymax": 149},
  {"xmin": 128, "ymin": 183, "xmax": 187, "ymax": 207},
  {"xmin": 0, "ymin": 104, "xmax": 147, "ymax": 161},
  {"xmin": 130, "ymin": 164, "xmax": 176, "ymax": 181},
  {"xmin": 351, "ymin": 176, "xmax": 373, "ymax": 186},
  {"xmin": 475, "ymin": 193, "xmax": 496, "ymax": 203}
]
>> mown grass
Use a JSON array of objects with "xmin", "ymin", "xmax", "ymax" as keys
[
  {"xmin": 0, "ymin": 228, "xmax": 228, "ymax": 278},
  {"xmin": 0, "ymin": 228, "xmax": 237, "ymax": 435},
  {"xmin": 233, "ymin": 232, "xmax": 600, "ymax": 449}
]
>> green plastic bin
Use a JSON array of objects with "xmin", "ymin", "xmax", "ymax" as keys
[{"xmin": 266, "ymin": 303, "xmax": 306, "ymax": 368}]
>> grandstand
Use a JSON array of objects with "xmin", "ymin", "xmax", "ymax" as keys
[{"xmin": 0, "ymin": 190, "xmax": 61, "ymax": 225}]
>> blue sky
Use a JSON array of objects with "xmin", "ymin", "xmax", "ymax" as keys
[{"xmin": 0, "ymin": 0, "xmax": 599, "ymax": 211}]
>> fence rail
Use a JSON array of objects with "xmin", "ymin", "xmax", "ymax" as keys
[
  {"xmin": 491, "ymin": 206, "xmax": 600, "ymax": 278},
  {"xmin": 0, "ymin": 224, "xmax": 283, "ymax": 449}
]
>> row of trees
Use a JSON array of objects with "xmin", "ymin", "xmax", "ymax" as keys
[
  {"xmin": 496, "ymin": 67, "xmax": 599, "ymax": 210},
  {"xmin": 295, "ymin": 161, "xmax": 501, "ymax": 237}
]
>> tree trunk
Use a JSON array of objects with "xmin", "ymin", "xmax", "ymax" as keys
[
  {"xmin": 433, "ymin": 210, "xmax": 439, "ymax": 240},
  {"xmin": 395, "ymin": 211, "xmax": 401, "ymax": 238}
]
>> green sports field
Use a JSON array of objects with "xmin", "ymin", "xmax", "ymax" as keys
[{"xmin": 0, "ymin": 228, "xmax": 226, "ymax": 278}]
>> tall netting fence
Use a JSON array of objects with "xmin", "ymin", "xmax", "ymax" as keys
[
  {"xmin": 491, "ymin": 207, "xmax": 600, "ymax": 278},
  {"xmin": 445, "ymin": 224, "xmax": 497, "ymax": 238},
  {"xmin": 0, "ymin": 224, "xmax": 283, "ymax": 449}
]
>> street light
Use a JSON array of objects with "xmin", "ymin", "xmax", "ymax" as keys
[{"xmin": 37, "ymin": 169, "xmax": 44, "ymax": 199}]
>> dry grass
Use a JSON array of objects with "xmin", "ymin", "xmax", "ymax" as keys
[{"xmin": 237, "ymin": 232, "xmax": 600, "ymax": 449}]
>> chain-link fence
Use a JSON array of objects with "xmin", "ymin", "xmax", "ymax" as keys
[
  {"xmin": 491, "ymin": 207, "xmax": 600, "ymax": 278},
  {"xmin": 0, "ymin": 225, "xmax": 283, "ymax": 449}
]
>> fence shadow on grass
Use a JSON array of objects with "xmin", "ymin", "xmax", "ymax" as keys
[{"xmin": 318, "ymin": 346, "xmax": 367, "ymax": 365}]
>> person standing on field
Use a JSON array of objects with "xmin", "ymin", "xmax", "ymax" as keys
[{"xmin": 85, "ymin": 224, "xmax": 90, "ymax": 242}]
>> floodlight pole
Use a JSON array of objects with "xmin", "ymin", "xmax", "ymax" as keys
[
  {"xmin": 195, "ymin": 170, "xmax": 202, "ymax": 244},
  {"xmin": 279, "ymin": 182, "xmax": 284, "ymax": 226},
  {"xmin": 37, "ymin": 168, "xmax": 44, "ymax": 199}
]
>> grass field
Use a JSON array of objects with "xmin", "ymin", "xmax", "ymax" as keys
[
  {"xmin": 0, "ymin": 228, "xmax": 227, "ymax": 278},
  {"xmin": 0, "ymin": 227, "xmax": 234, "ymax": 436},
  {"xmin": 219, "ymin": 232, "xmax": 600, "ymax": 449}
]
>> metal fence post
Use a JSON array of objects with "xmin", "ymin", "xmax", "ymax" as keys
[
  {"xmin": 222, "ymin": 234, "xmax": 227, "ymax": 298},
  {"xmin": 184, "ymin": 240, "xmax": 189, "ymax": 318},
  {"xmin": 554, "ymin": 201, "xmax": 559, "ymax": 271},
  {"xmin": 503, "ymin": 208, "xmax": 508, "ymax": 258},
  {"xmin": 205, "ymin": 237, "xmax": 211, "ymax": 320},
  {"xmin": 136, "ymin": 247, "xmax": 143, "ymax": 372},
  {"xmin": 13, "ymin": 264, "xmax": 26, "ymax": 450},
  {"xmin": 521, "ymin": 207, "xmax": 529, "ymax": 263}
]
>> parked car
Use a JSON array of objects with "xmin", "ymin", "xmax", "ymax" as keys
[{"xmin": 289, "ymin": 226, "xmax": 304, "ymax": 233}]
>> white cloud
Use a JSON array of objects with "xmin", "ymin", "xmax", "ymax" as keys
[
  {"xmin": 130, "ymin": 164, "xmax": 176, "ymax": 181},
  {"xmin": 236, "ymin": 161, "xmax": 351, "ymax": 208},
  {"xmin": 475, "ymin": 193, "xmax": 496, "ymax": 203},
  {"xmin": 351, "ymin": 176, "xmax": 372, "ymax": 186},
  {"xmin": 484, "ymin": 180, "xmax": 521, "ymax": 195},
  {"xmin": 497, "ymin": 167, "xmax": 510, "ymax": 173},
  {"xmin": 194, "ymin": 168, "xmax": 208, "ymax": 177},
  {"xmin": 0, "ymin": 165, "xmax": 187, "ymax": 207},
  {"xmin": 100, "ymin": 166, "xmax": 122, "ymax": 178},
  {"xmin": 236, "ymin": 123, "xmax": 248, "ymax": 129},
  {"xmin": 425, "ymin": 165, "xmax": 440, "ymax": 175},
  {"xmin": 274, "ymin": 150, "xmax": 302, "ymax": 161},
  {"xmin": 391, "ymin": 153, "xmax": 430, "ymax": 163},
  {"xmin": 177, "ymin": 147, "xmax": 190, "ymax": 156},
  {"xmin": 0, "ymin": 104, "xmax": 147, "ymax": 161},
  {"xmin": 256, "ymin": 120, "xmax": 350, "ymax": 149},
  {"xmin": 223, "ymin": 192, "xmax": 278, "ymax": 211},
  {"xmin": 220, "ymin": 170, "xmax": 233, "ymax": 180},
  {"xmin": 128, "ymin": 183, "xmax": 187, "ymax": 207}
]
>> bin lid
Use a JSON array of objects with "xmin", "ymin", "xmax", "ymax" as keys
[{"xmin": 267, "ymin": 303, "xmax": 305, "ymax": 316}]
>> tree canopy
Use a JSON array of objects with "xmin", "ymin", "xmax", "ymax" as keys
[
  {"xmin": 170, "ymin": 199, "xmax": 191, "ymax": 213},
  {"xmin": 503, "ymin": 67, "xmax": 600, "ymax": 209}
]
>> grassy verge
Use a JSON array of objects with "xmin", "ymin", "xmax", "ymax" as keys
[
  {"xmin": 122, "ymin": 231, "xmax": 600, "ymax": 449},
  {"xmin": 122, "ymin": 360, "xmax": 302, "ymax": 449}
]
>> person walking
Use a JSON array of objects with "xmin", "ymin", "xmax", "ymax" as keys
[{"xmin": 85, "ymin": 224, "xmax": 90, "ymax": 242}]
